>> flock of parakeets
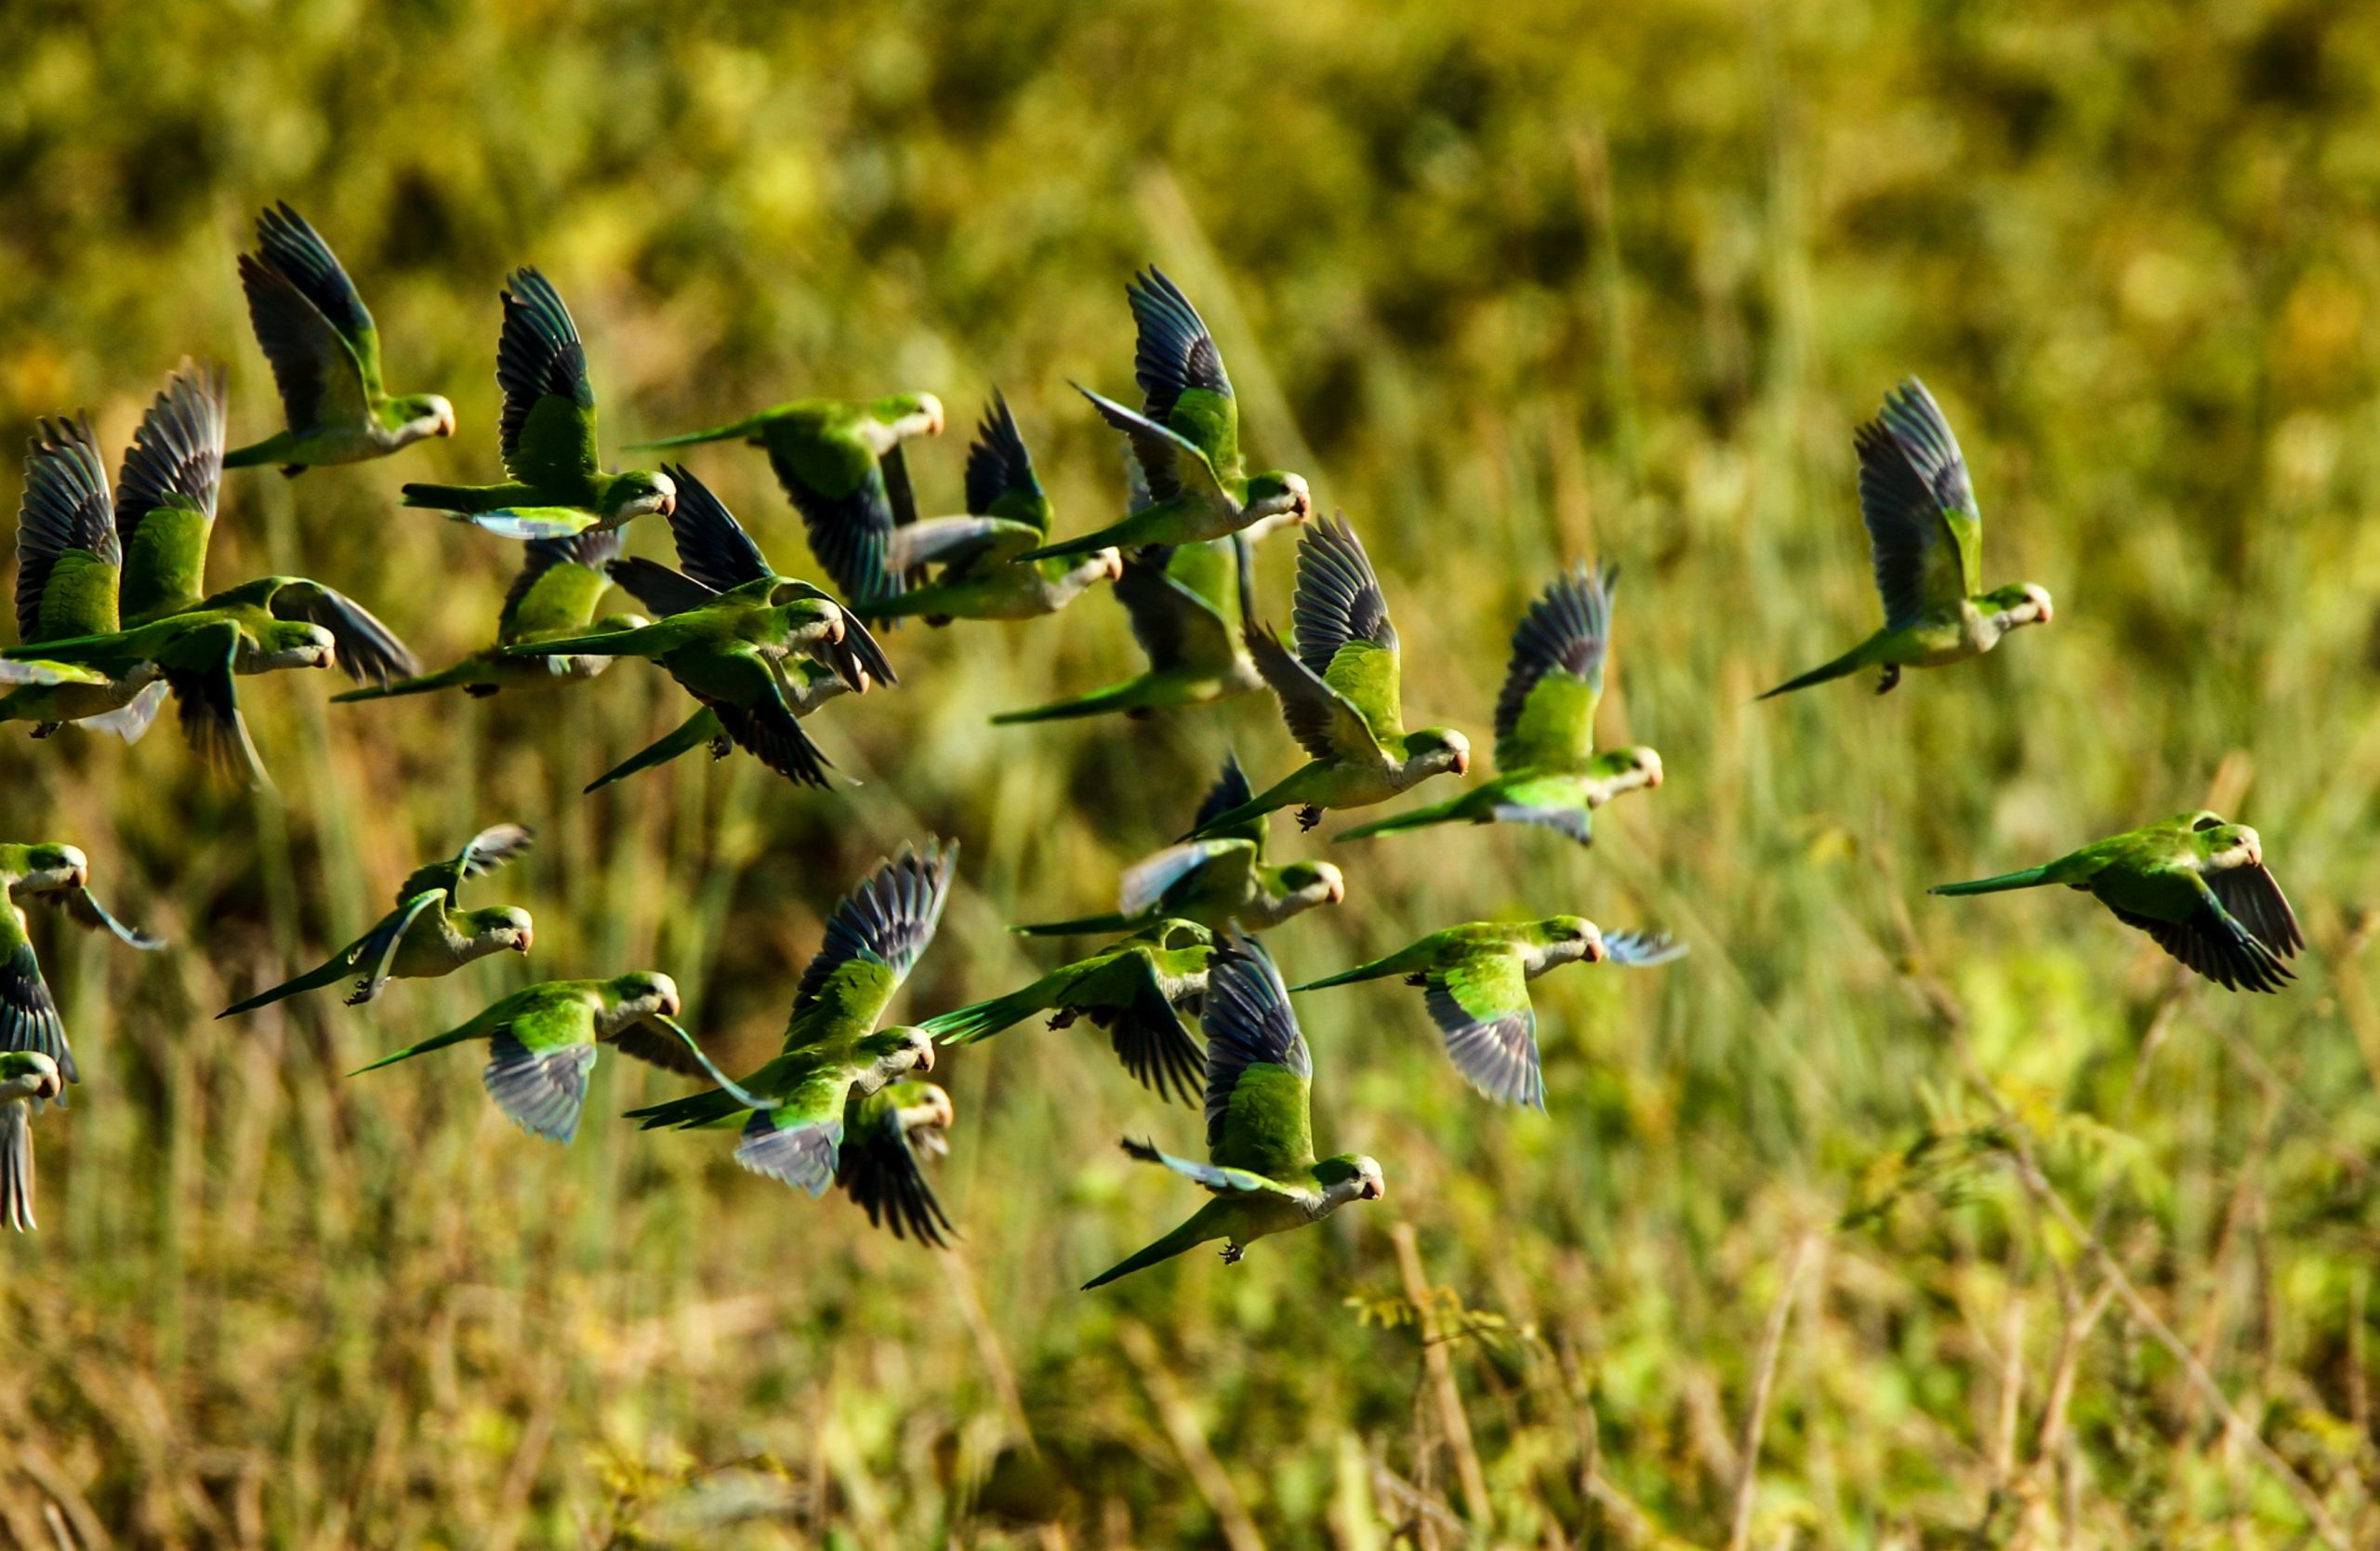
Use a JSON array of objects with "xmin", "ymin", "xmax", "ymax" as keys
[{"xmin": 0, "ymin": 205, "xmax": 2305, "ymax": 1285}]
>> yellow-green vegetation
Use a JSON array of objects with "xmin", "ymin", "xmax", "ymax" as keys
[{"xmin": 5, "ymin": 0, "xmax": 2379, "ymax": 1544}]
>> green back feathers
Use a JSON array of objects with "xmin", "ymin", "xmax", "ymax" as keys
[
  {"xmin": 786, "ymin": 842, "xmax": 957, "ymax": 1053},
  {"xmin": 1200, "ymin": 936, "xmax": 1316, "ymax": 1179},
  {"xmin": 500, "ymin": 530, "xmax": 624, "ymax": 641},
  {"xmin": 1129, "ymin": 268, "xmax": 1241, "ymax": 480},
  {"xmin": 1494, "ymin": 564, "xmax": 1612, "ymax": 773},
  {"xmin": 496, "ymin": 269, "xmax": 599, "ymax": 490},
  {"xmin": 114, "ymin": 361, "xmax": 226, "ymax": 626},
  {"xmin": 1294, "ymin": 516, "xmax": 1404, "ymax": 739},
  {"xmin": 17, "ymin": 415, "xmax": 121, "ymax": 644}
]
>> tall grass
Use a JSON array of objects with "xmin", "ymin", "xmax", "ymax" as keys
[{"xmin": 4, "ymin": 0, "xmax": 2379, "ymax": 1544}]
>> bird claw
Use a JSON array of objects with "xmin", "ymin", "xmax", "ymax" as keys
[
  {"xmin": 464, "ymin": 684, "xmax": 499, "ymax": 699},
  {"xmin": 1221, "ymin": 1244, "xmax": 1244, "ymax": 1266},
  {"xmin": 1296, "ymin": 805, "xmax": 1323, "ymax": 831},
  {"xmin": 1874, "ymin": 665, "xmax": 1901, "ymax": 696},
  {"xmin": 707, "ymin": 736, "xmax": 733, "ymax": 761},
  {"xmin": 1047, "ymin": 1009, "xmax": 1078, "ymax": 1030},
  {"xmin": 344, "ymin": 980, "xmax": 377, "ymax": 1006},
  {"xmin": 30, "ymin": 722, "xmax": 59, "ymax": 739}
]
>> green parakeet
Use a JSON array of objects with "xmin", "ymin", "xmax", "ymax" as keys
[
  {"xmin": 628, "ymin": 391, "xmax": 944, "ymax": 612},
  {"xmin": 333, "ymin": 530, "xmax": 649, "ymax": 702},
  {"xmin": 220, "ymin": 824, "xmax": 536, "ymax": 1016},
  {"xmin": 350, "ymin": 972, "xmax": 698, "ymax": 1143},
  {"xmin": 1930, "ymin": 811, "xmax": 2302, "ymax": 992},
  {"xmin": 224, "ymin": 203, "xmax": 456, "ymax": 474},
  {"xmin": 858, "ymin": 391, "xmax": 1122, "ymax": 625},
  {"xmin": 1186, "ymin": 516, "xmax": 1471, "ymax": 838},
  {"xmin": 1342, "ymin": 563, "xmax": 1663, "ymax": 846},
  {"xmin": 0, "ymin": 842, "xmax": 164, "ymax": 1101},
  {"xmin": 1293, "ymin": 920, "xmax": 1684, "ymax": 1109},
  {"xmin": 1764, "ymin": 379, "xmax": 2052, "ymax": 697},
  {"xmin": 924, "ymin": 918, "xmax": 1215, "ymax": 1105},
  {"xmin": 506, "ymin": 466, "xmax": 892, "ymax": 789},
  {"xmin": 1018, "ymin": 751, "xmax": 1344, "ymax": 937},
  {"xmin": 838, "ymin": 1079, "xmax": 957, "ymax": 1246},
  {"xmin": 1, "ymin": 412, "xmax": 168, "ymax": 741},
  {"xmin": 5, "ymin": 362, "xmax": 417, "ymax": 785},
  {"xmin": 1023, "ymin": 270, "xmax": 1311, "ymax": 563},
  {"xmin": 1082, "ymin": 934, "xmax": 1383, "ymax": 1289},
  {"xmin": 0, "ymin": 1051, "xmax": 63, "ymax": 1231},
  {"xmin": 626, "ymin": 842, "xmax": 954, "ymax": 1201},
  {"xmin": 399, "ymin": 269, "xmax": 678, "ymax": 539}
]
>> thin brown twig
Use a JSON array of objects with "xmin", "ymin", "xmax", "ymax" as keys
[
  {"xmin": 1393, "ymin": 1223, "xmax": 1493, "ymax": 1529},
  {"xmin": 1726, "ymin": 1233, "xmax": 1814, "ymax": 1551}
]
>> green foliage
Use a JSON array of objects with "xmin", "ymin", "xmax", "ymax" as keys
[{"xmin": 4, "ymin": 0, "xmax": 2380, "ymax": 1544}]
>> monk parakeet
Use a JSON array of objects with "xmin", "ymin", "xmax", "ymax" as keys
[
  {"xmin": 858, "ymin": 391, "xmax": 1122, "ymax": 624},
  {"xmin": 1764, "ymin": 380, "xmax": 2052, "ymax": 698},
  {"xmin": 224, "ymin": 203, "xmax": 456, "ymax": 474},
  {"xmin": 399, "ymin": 269, "xmax": 677, "ymax": 539},
  {"xmin": 1024, "ymin": 270, "xmax": 1312, "ymax": 563},
  {"xmin": 0, "ymin": 1052, "xmax": 62, "ymax": 1231},
  {"xmin": 4, "ymin": 362, "xmax": 417, "ymax": 784},
  {"xmin": 505, "ymin": 466, "xmax": 891, "ymax": 789},
  {"xmin": 220, "ymin": 824, "xmax": 536, "ymax": 1016},
  {"xmin": 629, "ymin": 391, "xmax": 944, "ymax": 612},
  {"xmin": 1, "ymin": 413, "xmax": 168, "ymax": 742},
  {"xmin": 1187, "ymin": 516, "xmax": 1471, "ymax": 838},
  {"xmin": 838, "ymin": 1079, "xmax": 957, "ymax": 1246},
  {"xmin": 1082, "ymin": 934, "xmax": 1383, "ymax": 1289},
  {"xmin": 1342, "ymin": 563, "xmax": 1662, "ymax": 846},
  {"xmin": 924, "ymin": 918, "xmax": 1215, "ymax": 1104},
  {"xmin": 1931, "ymin": 811, "xmax": 2302, "ymax": 992},
  {"xmin": 627, "ymin": 842, "xmax": 954, "ymax": 1200},
  {"xmin": 0, "ymin": 842, "xmax": 163, "ymax": 1102},
  {"xmin": 1293, "ymin": 920, "xmax": 1683, "ymax": 1109},
  {"xmin": 334, "ymin": 530, "xmax": 649, "ymax": 702},
  {"xmin": 1019, "ymin": 751, "xmax": 1344, "ymax": 938}
]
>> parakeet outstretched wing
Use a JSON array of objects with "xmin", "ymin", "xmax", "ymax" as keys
[
  {"xmin": 785, "ymin": 842, "xmax": 957, "ymax": 1053},
  {"xmin": 1421, "ymin": 946, "xmax": 1542, "ymax": 1109},
  {"xmin": 500, "ymin": 530, "xmax": 624, "ymax": 641},
  {"xmin": 1857, "ymin": 379, "xmax": 1981, "ymax": 627},
  {"xmin": 1201, "ymin": 935, "xmax": 1316, "ymax": 1180},
  {"xmin": 396, "ymin": 824, "xmax": 536, "ymax": 908},
  {"xmin": 495, "ymin": 269, "xmax": 600, "ymax": 490},
  {"xmin": 17, "ymin": 416, "xmax": 121, "ymax": 644},
  {"xmin": 1494, "ymin": 564, "xmax": 1611, "ymax": 773},
  {"xmin": 239, "ymin": 203, "xmax": 379, "ymax": 431}
]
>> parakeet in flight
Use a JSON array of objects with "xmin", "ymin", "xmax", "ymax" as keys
[
  {"xmin": 506, "ymin": 466, "xmax": 891, "ymax": 789},
  {"xmin": 838, "ymin": 1079, "xmax": 957, "ymax": 1246},
  {"xmin": 629, "ymin": 391, "xmax": 944, "ymax": 613},
  {"xmin": 1764, "ymin": 379, "xmax": 2052, "ymax": 698},
  {"xmin": 219, "ymin": 824, "xmax": 536, "ymax": 1016},
  {"xmin": 858, "ymin": 391, "xmax": 1122, "ymax": 625},
  {"xmin": 399, "ymin": 269, "xmax": 678, "ymax": 539},
  {"xmin": 1023, "ymin": 269, "xmax": 1311, "ymax": 563},
  {"xmin": 1082, "ymin": 934, "xmax": 1383, "ymax": 1289},
  {"xmin": 626, "ymin": 842, "xmax": 954, "ymax": 1203},
  {"xmin": 224, "ymin": 203, "xmax": 456, "ymax": 474},
  {"xmin": 3, "ymin": 362, "xmax": 417, "ymax": 785},
  {"xmin": 333, "ymin": 530, "xmax": 649, "ymax": 702},
  {"xmin": 0, "ymin": 842, "xmax": 164, "ymax": 1103},
  {"xmin": 1186, "ymin": 515, "xmax": 1470, "ymax": 838},
  {"xmin": 1, "ymin": 413, "xmax": 168, "ymax": 743},
  {"xmin": 1342, "ymin": 563, "xmax": 1662, "ymax": 847},
  {"xmin": 1292, "ymin": 919, "xmax": 1685, "ymax": 1109},
  {"xmin": 1017, "ymin": 751, "xmax": 1344, "ymax": 937},
  {"xmin": 350, "ymin": 972, "xmax": 698, "ymax": 1143},
  {"xmin": 1930, "ymin": 811, "xmax": 2302, "ymax": 992},
  {"xmin": 924, "ymin": 917, "xmax": 1215, "ymax": 1105},
  {"xmin": 0, "ymin": 1051, "xmax": 62, "ymax": 1232}
]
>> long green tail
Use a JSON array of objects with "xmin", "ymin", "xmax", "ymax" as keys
[
  {"xmin": 222, "ymin": 432, "xmax": 297, "ymax": 471},
  {"xmin": 1337, "ymin": 802, "xmax": 1456, "ymax": 842},
  {"xmin": 624, "ymin": 418, "xmax": 767, "ymax": 451},
  {"xmin": 919, "ymin": 985, "xmax": 1050, "ymax": 1046},
  {"xmin": 1928, "ymin": 865, "xmax": 2058, "ymax": 896},
  {"xmin": 1081, "ymin": 1205, "xmax": 1225, "ymax": 1290},
  {"xmin": 622, "ymin": 1084, "xmax": 747, "ymax": 1130},
  {"xmin": 1758, "ymin": 643, "xmax": 1871, "ymax": 699},
  {"xmin": 400, "ymin": 481, "xmax": 514, "ymax": 514},
  {"xmin": 586, "ymin": 708, "xmax": 722, "ymax": 792},
  {"xmin": 1012, "ymin": 913, "xmax": 1131, "ymax": 938},
  {"xmin": 1289, "ymin": 959, "xmax": 1399, "ymax": 991},
  {"xmin": 220, "ymin": 955, "xmax": 354, "ymax": 1017},
  {"xmin": 332, "ymin": 662, "xmax": 476, "ymax": 703},
  {"xmin": 1016, "ymin": 531, "xmax": 1117, "ymax": 564},
  {"xmin": 349, "ymin": 1023, "xmax": 483, "ymax": 1076},
  {"xmin": 990, "ymin": 678, "xmax": 1159, "ymax": 725}
]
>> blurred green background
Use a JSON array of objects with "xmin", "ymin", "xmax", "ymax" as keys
[{"xmin": 5, "ymin": 0, "xmax": 2380, "ymax": 1544}]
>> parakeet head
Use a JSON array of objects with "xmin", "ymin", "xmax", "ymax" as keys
[
  {"xmin": 14, "ymin": 843, "xmax": 89, "ymax": 894},
  {"xmin": 388, "ymin": 393, "xmax": 457, "ymax": 446},
  {"xmin": 609, "ymin": 971, "xmax": 682, "ymax": 1024},
  {"xmin": 251, "ymin": 621, "xmax": 337, "ymax": 671},
  {"xmin": 1064, "ymin": 548, "xmax": 1126, "ymax": 588},
  {"xmin": 891, "ymin": 1081, "xmax": 956, "ymax": 1156},
  {"xmin": 0, "ymin": 1050, "xmax": 62, "ymax": 1107},
  {"xmin": 1540, "ymin": 915, "xmax": 1610, "ymax": 967},
  {"xmin": 460, "ymin": 907, "xmax": 535, "ymax": 956},
  {"xmin": 2186, "ymin": 812, "xmax": 2264, "ymax": 870},
  {"xmin": 1404, "ymin": 726, "xmax": 1472, "ymax": 778},
  {"xmin": 1242, "ymin": 471, "xmax": 1314, "ymax": 527},
  {"xmin": 1315, "ymin": 1152, "xmax": 1387, "ymax": 1204},
  {"xmin": 1276, "ymin": 860, "xmax": 1348, "ymax": 913},
  {"xmin": 872, "ymin": 392, "xmax": 945, "ymax": 447},
  {"xmin": 860, "ymin": 1027, "xmax": 936, "ymax": 1083},
  {"xmin": 1980, "ymin": 582, "xmax": 2054, "ymax": 631},
  {"xmin": 606, "ymin": 469, "xmax": 679, "ymax": 524},
  {"xmin": 1593, "ymin": 746, "xmax": 1664, "ymax": 792}
]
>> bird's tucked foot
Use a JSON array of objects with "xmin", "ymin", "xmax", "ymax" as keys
[
  {"xmin": 1125, "ymin": 707, "xmax": 1155, "ymax": 722},
  {"xmin": 465, "ymin": 684, "xmax": 500, "ymax": 699},
  {"xmin": 30, "ymin": 722, "xmax": 59, "ymax": 739},
  {"xmin": 279, "ymin": 464, "xmax": 306, "ymax": 478},
  {"xmin": 707, "ymin": 736, "xmax": 734, "ymax": 761},
  {"xmin": 1874, "ymin": 665, "xmax": 1901, "ymax": 696},
  {"xmin": 1296, "ymin": 804, "xmax": 1323, "ymax": 831},
  {"xmin": 1047, "ymin": 1010, "xmax": 1079, "ymax": 1030},
  {"xmin": 344, "ymin": 981, "xmax": 378, "ymax": 1007},
  {"xmin": 1220, "ymin": 1244, "xmax": 1245, "ymax": 1266},
  {"xmin": 1405, "ymin": 973, "xmax": 1428, "ymax": 988},
  {"xmin": 925, "ymin": 615, "xmax": 954, "ymax": 629}
]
